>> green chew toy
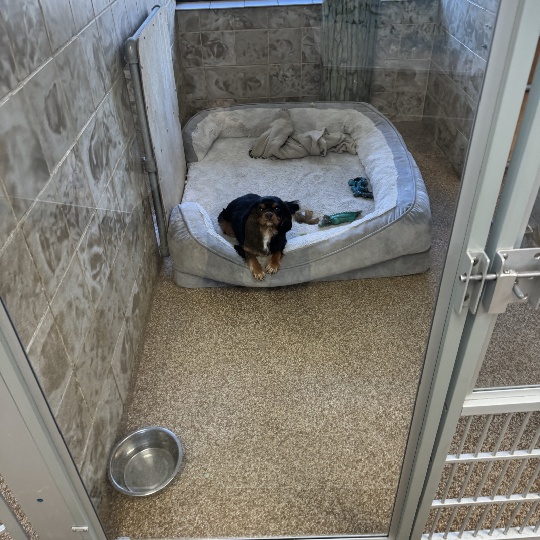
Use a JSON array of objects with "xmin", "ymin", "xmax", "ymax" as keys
[{"xmin": 318, "ymin": 211, "xmax": 362, "ymax": 227}]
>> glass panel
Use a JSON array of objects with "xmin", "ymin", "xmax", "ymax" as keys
[
  {"xmin": 476, "ymin": 184, "xmax": 540, "ymax": 389},
  {"xmin": 0, "ymin": 0, "xmax": 500, "ymax": 538},
  {"xmin": 475, "ymin": 39, "xmax": 540, "ymax": 390}
]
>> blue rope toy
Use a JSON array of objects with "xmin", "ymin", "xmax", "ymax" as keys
[{"xmin": 348, "ymin": 177, "xmax": 373, "ymax": 199}]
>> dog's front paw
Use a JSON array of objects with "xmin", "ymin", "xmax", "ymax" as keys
[
  {"xmin": 247, "ymin": 257, "xmax": 266, "ymax": 280},
  {"xmin": 252, "ymin": 268, "xmax": 266, "ymax": 280},
  {"xmin": 265, "ymin": 252, "xmax": 282, "ymax": 275},
  {"xmin": 265, "ymin": 261, "xmax": 280, "ymax": 274}
]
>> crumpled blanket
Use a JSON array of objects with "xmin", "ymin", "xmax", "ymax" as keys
[{"xmin": 249, "ymin": 112, "xmax": 356, "ymax": 159}]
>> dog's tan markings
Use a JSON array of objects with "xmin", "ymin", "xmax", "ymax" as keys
[
  {"xmin": 219, "ymin": 219, "xmax": 235, "ymax": 237},
  {"xmin": 246, "ymin": 254, "xmax": 265, "ymax": 280},
  {"xmin": 265, "ymin": 251, "xmax": 282, "ymax": 274}
]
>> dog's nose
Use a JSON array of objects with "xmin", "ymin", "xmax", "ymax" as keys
[{"xmin": 264, "ymin": 212, "xmax": 274, "ymax": 220}]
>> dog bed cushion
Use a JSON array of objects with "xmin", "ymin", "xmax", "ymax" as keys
[{"xmin": 168, "ymin": 102, "xmax": 431, "ymax": 288}]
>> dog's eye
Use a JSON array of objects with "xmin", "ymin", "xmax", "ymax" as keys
[{"xmin": 274, "ymin": 206, "xmax": 280, "ymax": 213}]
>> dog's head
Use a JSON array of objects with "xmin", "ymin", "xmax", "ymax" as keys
[{"xmin": 252, "ymin": 196, "xmax": 299, "ymax": 234}]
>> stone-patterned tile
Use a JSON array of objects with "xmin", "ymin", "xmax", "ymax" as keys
[
  {"xmin": 371, "ymin": 68, "xmax": 396, "ymax": 94},
  {"xmin": 55, "ymin": 374, "xmax": 93, "ymax": 469},
  {"xmin": 24, "ymin": 58, "xmax": 76, "ymax": 173},
  {"xmin": 96, "ymin": 190, "xmax": 126, "ymax": 267},
  {"xmin": 0, "ymin": 14, "xmax": 19, "ymax": 99},
  {"xmin": 54, "ymin": 38, "xmax": 96, "ymax": 134},
  {"xmin": 79, "ymin": 101, "xmax": 121, "ymax": 206},
  {"xmin": 268, "ymin": 5, "xmax": 304, "ymax": 28},
  {"xmin": 92, "ymin": 0, "xmax": 112, "ymax": 17},
  {"xmin": 80, "ymin": 367, "xmax": 123, "ymax": 506},
  {"xmin": 205, "ymin": 67, "xmax": 238, "ymax": 98},
  {"xmin": 96, "ymin": 7, "xmax": 123, "ymax": 87},
  {"xmin": 0, "ymin": 89, "xmax": 50, "ymax": 219},
  {"xmin": 50, "ymin": 255, "xmax": 95, "ymax": 364},
  {"xmin": 303, "ymin": 4, "xmax": 322, "ymax": 27},
  {"xmin": 0, "ymin": 230, "xmax": 49, "ymax": 348},
  {"xmin": 26, "ymin": 309, "xmax": 71, "ymax": 414},
  {"xmin": 269, "ymin": 63, "xmax": 302, "ymax": 97},
  {"xmin": 111, "ymin": 0, "xmax": 132, "ymax": 48},
  {"xmin": 54, "ymin": 145, "xmax": 95, "ymax": 212},
  {"xmin": 21, "ymin": 198, "xmax": 73, "ymax": 302},
  {"xmin": 77, "ymin": 270, "xmax": 125, "ymax": 416},
  {"xmin": 399, "ymin": 23, "xmax": 435, "ymax": 61},
  {"xmin": 183, "ymin": 67, "xmax": 207, "ymax": 99},
  {"xmin": 237, "ymin": 66, "xmax": 269, "ymax": 98},
  {"xmin": 70, "ymin": 0, "xmax": 94, "ymax": 31},
  {"xmin": 123, "ymin": 279, "xmax": 143, "ymax": 362},
  {"xmin": 77, "ymin": 211, "xmax": 111, "ymax": 304},
  {"xmin": 475, "ymin": 0, "xmax": 500, "ymax": 13},
  {"xmin": 178, "ymin": 32, "xmax": 204, "ymax": 67},
  {"xmin": 78, "ymin": 20, "xmax": 110, "ymax": 108},
  {"xmin": 0, "ymin": 0, "xmax": 51, "ymax": 81},
  {"xmin": 377, "ymin": 0, "xmax": 439, "ymax": 26},
  {"xmin": 395, "ymin": 89, "xmax": 425, "ymax": 117},
  {"xmin": 461, "ymin": 1, "xmax": 496, "ymax": 61},
  {"xmin": 235, "ymin": 30, "xmax": 268, "ymax": 66},
  {"xmin": 301, "ymin": 27, "xmax": 321, "ymax": 63},
  {"xmin": 112, "ymin": 149, "xmax": 139, "ymax": 215},
  {"xmin": 61, "ymin": 204, "xmax": 95, "ymax": 250},
  {"xmin": 110, "ymin": 76, "xmax": 136, "ymax": 144},
  {"xmin": 176, "ymin": 10, "xmax": 200, "ymax": 33},
  {"xmin": 201, "ymin": 31, "xmax": 236, "ymax": 66},
  {"xmin": 199, "ymin": 9, "xmax": 235, "ymax": 31},
  {"xmin": 111, "ymin": 320, "xmax": 134, "ymax": 403},
  {"xmin": 370, "ymin": 92, "xmax": 398, "ymax": 118},
  {"xmin": 110, "ymin": 235, "xmax": 136, "ymax": 314},
  {"xmin": 302, "ymin": 63, "xmax": 321, "ymax": 96},
  {"xmin": 0, "ymin": 183, "xmax": 17, "ymax": 251},
  {"xmin": 269, "ymin": 28, "xmax": 301, "ymax": 63},
  {"xmin": 231, "ymin": 8, "xmax": 267, "ymax": 29},
  {"xmin": 40, "ymin": 0, "xmax": 76, "ymax": 52}
]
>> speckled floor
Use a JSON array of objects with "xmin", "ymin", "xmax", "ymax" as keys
[{"xmin": 98, "ymin": 122, "xmax": 462, "ymax": 539}]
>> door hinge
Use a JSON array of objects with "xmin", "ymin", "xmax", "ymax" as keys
[{"xmin": 457, "ymin": 248, "xmax": 540, "ymax": 314}]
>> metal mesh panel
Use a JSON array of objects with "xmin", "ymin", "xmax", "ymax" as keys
[{"xmin": 423, "ymin": 412, "xmax": 540, "ymax": 539}]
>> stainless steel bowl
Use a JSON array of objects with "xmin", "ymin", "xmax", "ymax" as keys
[{"xmin": 108, "ymin": 426, "xmax": 183, "ymax": 496}]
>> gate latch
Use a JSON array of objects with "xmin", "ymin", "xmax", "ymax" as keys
[{"xmin": 457, "ymin": 248, "xmax": 540, "ymax": 314}]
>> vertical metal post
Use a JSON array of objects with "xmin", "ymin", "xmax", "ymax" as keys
[{"xmin": 125, "ymin": 31, "xmax": 170, "ymax": 257}]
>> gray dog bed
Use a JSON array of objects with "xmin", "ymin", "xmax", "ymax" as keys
[{"xmin": 168, "ymin": 103, "xmax": 432, "ymax": 288}]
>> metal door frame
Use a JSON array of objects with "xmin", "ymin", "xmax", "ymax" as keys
[
  {"xmin": 0, "ymin": 302, "xmax": 107, "ymax": 540},
  {"xmin": 392, "ymin": 0, "xmax": 540, "ymax": 538},
  {"xmin": 1, "ymin": 2, "xmax": 538, "ymax": 540}
]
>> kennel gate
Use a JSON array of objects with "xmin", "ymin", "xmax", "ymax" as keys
[{"xmin": 407, "ymin": 1, "xmax": 540, "ymax": 536}]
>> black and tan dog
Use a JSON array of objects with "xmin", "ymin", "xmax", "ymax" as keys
[{"xmin": 218, "ymin": 194, "xmax": 299, "ymax": 281}]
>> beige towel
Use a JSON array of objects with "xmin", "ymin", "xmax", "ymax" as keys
[{"xmin": 249, "ymin": 113, "xmax": 356, "ymax": 159}]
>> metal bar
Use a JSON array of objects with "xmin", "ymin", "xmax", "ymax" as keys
[
  {"xmin": 459, "ymin": 417, "xmax": 475, "ymax": 457},
  {"xmin": 519, "ymin": 500, "xmax": 539, "ymax": 533},
  {"xmin": 424, "ymin": 526, "xmax": 540, "ymax": 540},
  {"xmin": 489, "ymin": 503, "xmax": 505, "ymax": 534},
  {"xmin": 125, "ymin": 34, "xmax": 170, "ymax": 257},
  {"xmin": 504, "ymin": 502, "xmax": 524, "ymax": 534},
  {"xmin": 506, "ymin": 458, "xmax": 529, "ymax": 496},
  {"xmin": 463, "ymin": 389, "xmax": 540, "ymax": 416},
  {"xmin": 459, "ymin": 463, "xmax": 476, "ymax": 501},
  {"xmin": 446, "ymin": 448, "xmax": 540, "ymax": 464},
  {"xmin": 511, "ymin": 412, "xmax": 532, "ymax": 453},
  {"xmin": 522, "ymin": 461, "xmax": 540, "ymax": 497},
  {"xmin": 445, "ymin": 506, "xmax": 460, "ymax": 539},
  {"xmin": 443, "ymin": 464, "xmax": 458, "ymax": 503},
  {"xmin": 433, "ymin": 493, "xmax": 540, "ymax": 508},
  {"xmin": 475, "ymin": 415, "xmax": 493, "ymax": 456},
  {"xmin": 458, "ymin": 506, "xmax": 475, "ymax": 537},
  {"xmin": 474, "ymin": 504, "xmax": 492, "ymax": 537},
  {"xmin": 429, "ymin": 508, "xmax": 444, "ymax": 539}
]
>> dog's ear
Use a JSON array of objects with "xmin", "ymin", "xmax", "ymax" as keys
[{"xmin": 286, "ymin": 200, "xmax": 300, "ymax": 214}]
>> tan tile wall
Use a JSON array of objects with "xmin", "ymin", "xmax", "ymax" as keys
[{"xmin": 0, "ymin": 0, "xmax": 173, "ymax": 507}]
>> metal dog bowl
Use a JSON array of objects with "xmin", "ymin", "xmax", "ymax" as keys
[{"xmin": 108, "ymin": 426, "xmax": 183, "ymax": 496}]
